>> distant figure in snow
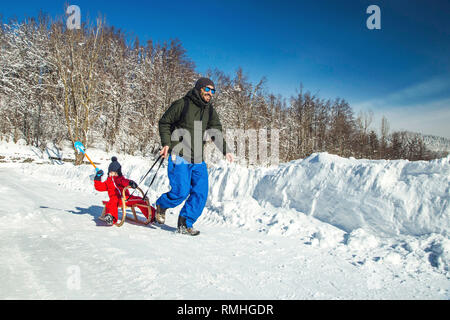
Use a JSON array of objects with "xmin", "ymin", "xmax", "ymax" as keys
[{"xmin": 94, "ymin": 157, "xmax": 155, "ymax": 225}]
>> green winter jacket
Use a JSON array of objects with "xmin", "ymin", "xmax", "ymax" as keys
[{"xmin": 159, "ymin": 88, "xmax": 229, "ymax": 163}]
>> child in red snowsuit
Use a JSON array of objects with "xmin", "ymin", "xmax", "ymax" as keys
[{"xmin": 94, "ymin": 157, "xmax": 155, "ymax": 225}]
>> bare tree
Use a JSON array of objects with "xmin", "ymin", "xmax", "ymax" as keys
[{"xmin": 47, "ymin": 17, "xmax": 107, "ymax": 164}]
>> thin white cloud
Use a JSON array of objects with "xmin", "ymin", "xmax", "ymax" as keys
[
  {"xmin": 386, "ymin": 76, "xmax": 450, "ymax": 104},
  {"xmin": 377, "ymin": 98, "xmax": 450, "ymax": 138},
  {"xmin": 353, "ymin": 76, "xmax": 450, "ymax": 138}
]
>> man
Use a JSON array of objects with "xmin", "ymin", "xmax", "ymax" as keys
[{"xmin": 155, "ymin": 77, "xmax": 233, "ymax": 236}]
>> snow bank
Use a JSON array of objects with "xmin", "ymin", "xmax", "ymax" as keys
[
  {"xmin": 2, "ymin": 140, "xmax": 448, "ymax": 239},
  {"xmin": 199, "ymin": 152, "xmax": 449, "ymax": 238},
  {"xmin": 252, "ymin": 153, "xmax": 450, "ymax": 237}
]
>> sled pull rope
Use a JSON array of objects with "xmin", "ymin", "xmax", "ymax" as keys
[
  {"xmin": 142, "ymin": 156, "xmax": 165, "ymax": 201},
  {"xmin": 126, "ymin": 154, "xmax": 163, "ymax": 201}
]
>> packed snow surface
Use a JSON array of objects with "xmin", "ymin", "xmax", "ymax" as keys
[{"xmin": 0, "ymin": 140, "xmax": 449, "ymax": 299}]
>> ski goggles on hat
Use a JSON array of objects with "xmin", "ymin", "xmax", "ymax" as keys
[{"xmin": 204, "ymin": 87, "xmax": 216, "ymax": 94}]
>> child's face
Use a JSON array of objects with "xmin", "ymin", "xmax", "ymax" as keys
[{"xmin": 109, "ymin": 171, "xmax": 118, "ymax": 177}]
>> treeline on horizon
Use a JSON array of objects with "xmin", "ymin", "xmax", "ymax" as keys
[{"xmin": 0, "ymin": 13, "xmax": 447, "ymax": 165}]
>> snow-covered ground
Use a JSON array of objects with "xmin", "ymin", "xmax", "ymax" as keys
[{"xmin": 0, "ymin": 140, "xmax": 449, "ymax": 299}]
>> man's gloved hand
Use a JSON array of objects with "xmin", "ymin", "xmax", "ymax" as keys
[
  {"xmin": 129, "ymin": 180, "xmax": 138, "ymax": 189},
  {"xmin": 94, "ymin": 169, "xmax": 104, "ymax": 181}
]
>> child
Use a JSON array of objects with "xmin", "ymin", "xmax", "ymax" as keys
[{"xmin": 94, "ymin": 157, "xmax": 155, "ymax": 225}]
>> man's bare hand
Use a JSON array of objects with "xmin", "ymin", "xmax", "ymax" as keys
[
  {"xmin": 160, "ymin": 146, "xmax": 170, "ymax": 159},
  {"xmin": 225, "ymin": 153, "xmax": 234, "ymax": 163}
]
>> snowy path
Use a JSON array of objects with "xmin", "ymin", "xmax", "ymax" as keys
[{"xmin": 0, "ymin": 165, "xmax": 448, "ymax": 299}]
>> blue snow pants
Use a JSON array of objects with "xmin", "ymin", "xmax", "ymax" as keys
[{"xmin": 156, "ymin": 155, "xmax": 208, "ymax": 228}]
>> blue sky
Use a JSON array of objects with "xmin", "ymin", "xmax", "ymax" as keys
[{"xmin": 1, "ymin": 0, "xmax": 450, "ymax": 138}]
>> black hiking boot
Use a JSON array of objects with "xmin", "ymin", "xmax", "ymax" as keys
[
  {"xmin": 155, "ymin": 205, "xmax": 167, "ymax": 224},
  {"xmin": 177, "ymin": 215, "xmax": 200, "ymax": 236}
]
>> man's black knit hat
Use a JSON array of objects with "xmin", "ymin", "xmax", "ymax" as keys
[
  {"xmin": 108, "ymin": 156, "xmax": 122, "ymax": 176},
  {"xmin": 194, "ymin": 77, "xmax": 215, "ymax": 90}
]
